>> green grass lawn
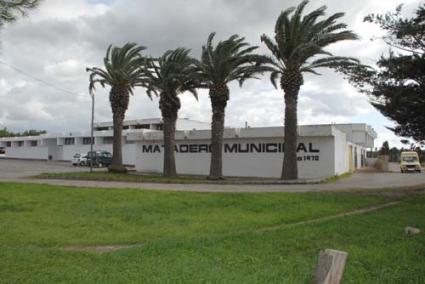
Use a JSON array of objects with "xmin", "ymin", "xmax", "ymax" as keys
[
  {"xmin": 0, "ymin": 182, "xmax": 424, "ymax": 283},
  {"xmin": 35, "ymin": 171, "xmax": 324, "ymax": 184},
  {"xmin": 36, "ymin": 171, "xmax": 219, "ymax": 184}
]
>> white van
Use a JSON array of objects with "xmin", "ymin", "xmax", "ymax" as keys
[{"xmin": 400, "ymin": 151, "xmax": 422, "ymax": 173}]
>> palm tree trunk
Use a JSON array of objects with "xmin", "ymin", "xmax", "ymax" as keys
[
  {"xmin": 160, "ymin": 92, "xmax": 180, "ymax": 177},
  {"xmin": 208, "ymin": 84, "xmax": 229, "ymax": 180},
  {"xmin": 281, "ymin": 72, "xmax": 302, "ymax": 180},
  {"xmin": 111, "ymin": 113, "xmax": 125, "ymax": 171},
  {"xmin": 109, "ymin": 85, "xmax": 129, "ymax": 173},
  {"xmin": 162, "ymin": 115, "xmax": 177, "ymax": 176}
]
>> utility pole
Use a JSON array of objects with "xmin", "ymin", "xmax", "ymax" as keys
[{"xmin": 90, "ymin": 93, "xmax": 95, "ymax": 173}]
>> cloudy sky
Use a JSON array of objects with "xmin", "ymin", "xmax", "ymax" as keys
[{"xmin": 0, "ymin": 0, "xmax": 421, "ymax": 148}]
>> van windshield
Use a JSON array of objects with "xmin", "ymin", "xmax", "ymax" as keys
[{"xmin": 402, "ymin": 156, "xmax": 418, "ymax": 162}]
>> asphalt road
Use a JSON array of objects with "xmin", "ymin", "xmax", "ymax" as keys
[
  {"xmin": 0, "ymin": 158, "xmax": 424, "ymax": 192},
  {"xmin": 0, "ymin": 158, "xmax": 99, "ymax": 179}
]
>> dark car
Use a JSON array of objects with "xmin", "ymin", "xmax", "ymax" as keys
[{"xmin": 86, "ymin": 150, "xmax": 113, "ymax": 168}]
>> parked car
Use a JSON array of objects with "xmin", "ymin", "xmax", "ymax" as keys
[
  {"xmin": 400, "ymin": 151, "xmax": 422, "ymax": 173},
  {"xmin": 71, "ymin": 153, "xmax": 88, "ymax": 166},
  {"xmin": 85, "ymin": 150, "xmax": 113, "ymax": 168}
]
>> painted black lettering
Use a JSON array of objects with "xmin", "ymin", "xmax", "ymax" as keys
[
  {"xmin": 297, "ymin": 143, "xmax": 307, "ymax": 153},
  {"xmin": 142, "ymin": 145, "xmax": 153, "ymax": 153},
  {"xmin": 225, "ymin": 144, "xmax": 238, "ymax": 153},
  {"xmin": 238, "ymin": 143, "xmax": 249, "ymax": 153},
  {"xmin": 153, "ymin": 145, "xmax": 161, "ymax": 153},
  {"xmin": 266, "ymin": 143, "xmax": 278, "ymax": 153},
  {"xmin": 189, "ymin": 144, "xmax": 197, "ymax": 153},
  {"xmin": 251, "ymin": 143, "xmax": 261, "ymax": 153},
  {"xmin": 179, "ymin": 144, "xmax": 189, "ymax": 153},
  {"xmin": 309, "ymin": 143, "xmax": 320, "ymax": 153},
  {"xmin": 199, "ymin": 144, "xmax": 209, "ymax": 153}
]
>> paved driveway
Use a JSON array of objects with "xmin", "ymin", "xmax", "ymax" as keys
[
  {"xmin": 0, "ymin": 158, "xmax": 96, "ymax": 179},
  {"xmin": 0, "ymin": 159, "xmax": 424, "ymax": 192}
]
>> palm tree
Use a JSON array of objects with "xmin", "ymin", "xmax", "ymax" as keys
[
  {"xmin": 194, "ymin": 33, "xmax": 269, "ymax": 180},
  {"xmin": 87, "ymin": 42, "xmax": 147, "ymax": 173},
  {"xmin": 143, "ymin": 48, "xmax": 198, "ymax": 177},
  {"xmin": 0, "ymin": 0, "xmax": 40, "ymax": 24},
  {"xmin": 261, "ymin": 0, "xmax": 359, "ymax": 180}
]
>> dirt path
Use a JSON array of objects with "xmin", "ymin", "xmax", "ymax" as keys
[
  {"xmin": 2, "ymin": 177, "xmax": 424, "ymax": 194},
  {"xmin": 252, "ymin": 201, "xmax": 400, "ymax": 234}
]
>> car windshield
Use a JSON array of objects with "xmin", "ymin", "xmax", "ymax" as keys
[
  {"xmin": 101, "ymin": 152, "xmax": 112, "ymax": 158},
  {"xmin": 402, "ymin": 156, "xmax": 418, "ymax": 162},
  {"xmin": 73, "ymin": 154, "xmax": 80, "ymax": 158}
]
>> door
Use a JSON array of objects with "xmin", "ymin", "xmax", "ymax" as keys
[{"xmin": 347, "ymin": 145, "xmax": 354, "ymax": 172}]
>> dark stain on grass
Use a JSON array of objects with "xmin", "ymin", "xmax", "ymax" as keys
[{"xmin": 0, "ymin": 204, "xmax": 30, "ymax": 213}]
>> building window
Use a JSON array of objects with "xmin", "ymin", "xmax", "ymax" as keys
[
  {"xmin": 134, "ymin": 124, "xmax": 150, "ymax": 129},
  {"xmin": 83, "ymin": 137, "xmax": 94, "ymax": 145},
  {"xmin": 123, "ymin": 126, "xmax": 130, "ymax": 130},
  {"xmin": 17, "ymin": 141, "xmax": 24, "ymax": 147},
  {"xmin": 156, "ymin": 124, "xmax": 164, "ymax": 130},
  {"xmin": 95, "ymin": 127, "xmax": 109, "ymax": 131},
  {"xmin": 64, "ymin": 138, "xmax": 75, "ymax": 145},
  {"xmin": 6, "ymin": 142, "xmax": 11, "ymax": 147},
  {"xmin": 30, "ymin": 141, "xmax": 38, "ymax": 147},
  {"xmin": 103, "ymin": 137, "xmax": 113, "ymax": 144}
]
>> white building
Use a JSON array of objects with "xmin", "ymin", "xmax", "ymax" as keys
[
  {"xmin": 0, "ymin": 118, "xmax": 210, "ymax": 165},
  {"xmin": 0, "ymin": 118, "xmax": 377, "ymax": 179}
]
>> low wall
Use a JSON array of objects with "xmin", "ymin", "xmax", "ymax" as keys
[
  {"xmin": 5, "ymin": 146, "xmax": 48, "ymax": 160},
  {"xmin": 5, "ymin": 144, "xmax": 136, "ymax": 166},
  {"xmin": 135, "ymin": 136, "xmax": 336, "ymax": 179},
  {"xmin": 366, "ymin": 158, "xmax": 377, "ymax": 167}
]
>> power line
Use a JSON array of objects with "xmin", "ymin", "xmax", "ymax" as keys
[{"xmin": 0, "ymin": 59, "xmax": 81, "ymax": 96}]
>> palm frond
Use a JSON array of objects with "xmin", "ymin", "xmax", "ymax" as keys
[
  {"xmin": 143, "ymin": 47, "xmax": 199, "ymax": 99},
  {"xmin": 0, "ymin": 0, "xmax": 40, "ymax": 23},
  {"xmin": 262, "ymin": 0, "xmax": 359, "ymax": 78},
  {"xmin": 302, "ymin": 56, "xmax": 359, "ymax": 70},
  {"xmin": 196, "ymin": 33, "xmax": 269, "ymax": 88},
  {"xmin": 86, "ymin": 42, "xmax": 147, "ymax": 96}
]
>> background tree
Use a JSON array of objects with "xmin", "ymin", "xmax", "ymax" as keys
[
  {"xmin": 379, "ymin": 141, "xmax": 390, "ymax": 155},
  {"xmin": 194, "ymin": 33, "xmax": 269, "ymax": 180},
  {"xmin": 0, "ymin": 0, "xmax": 40, "ymax": 24},
  {"xmin": 0, "ymin": 127, "xmax": 46, "ymax": 137},
  {"xmin": 261, "ymin": 0, "xmax": 358, "ymax": 180},
  {"xmin": 340, "ymin": 3, "xmax": 425, "ymax": 143},
  {"xmin": 87, "ymin": 43, "xmax": 147, "ymax": 173},
  {"xmin": 143, "ymin": 48, "xmax": 198, "ymax": 177},
  {"xmin": 389, "ymin": 146, "xmax": 400, "ymax": 162}
]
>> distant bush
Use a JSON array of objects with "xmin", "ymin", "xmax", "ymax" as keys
[{"xmin": 0, "ymin": 127, "xmax": 46, "ymax": 138}]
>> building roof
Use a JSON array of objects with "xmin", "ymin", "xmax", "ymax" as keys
[{"xmin": 0, "ymin": 118, "xmax": 377, "ymax": 148}]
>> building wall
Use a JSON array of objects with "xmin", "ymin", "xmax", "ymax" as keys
[
  {"xmin": 346, "ymin": 142, "xmax": 367, "ymax": 171},
  {"xmin": 5, "ymin": 145, "xmax": 48, "ymax": 160},
  {"xmin": 135, "ymin": 136, "xmax": 336, "ymax": 179},
  {"xmin": 334, "ymin": 124, "xmax": 376, "ymax": 148},
  {"xmin": 334, "ymin": 130, "xmax": 348, "ymax": 175},
  {"xmin": 46, "ymin": 139, "xmax": 61, "ymax": 160},
  {"xmin": 176, "ymin": 119, "xmax": 210, "ymax": 130},
  {"xmin": 0, "ymin": 122, "xmax": 375, "ymax": 175}
]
